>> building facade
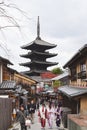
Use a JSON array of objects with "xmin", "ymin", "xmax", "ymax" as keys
[
  {"xmin": 64, "ymin": 44, "xmax": 87, "ymax": 87},
  {"xmin": 58, "ymin": 44, "xmax": 87, "ymax": 129}
]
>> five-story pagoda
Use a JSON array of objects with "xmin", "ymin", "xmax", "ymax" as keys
[{"xmin": 20, "ymin": 16, "xmax": 58, "ymax": 76}]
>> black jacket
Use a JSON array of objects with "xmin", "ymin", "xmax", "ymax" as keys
[
  {"xmin": 16, "ymin": 110, "xmax": 25, "ymax": 124},
  {"xmin": 29, "ymin": 103, "xmax": 36, "ymax": 113}
]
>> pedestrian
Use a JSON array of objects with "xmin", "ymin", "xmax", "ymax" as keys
[
  {"xmin": 55, "ymin": 102, "xmax": 62, "ymax": 128},
  {"xmin": 16, "ymin": 105, "xmax": 27, "ymax": 130},
  {"xmin": 27, "ymin": 101, "xmax": 31, "ymax": 116},
  {"xmin": 29, "ymin": 100, "xmax": 36, "ymax": 124},
  {"xmin": 24, "ymin": 103, "xmax": 29, "ymax": 117},
  {"xmin": 47, "ymin": 103, "xmax": 55, "ymax": 129},
  {"xmin": 38, "ymin": 103, "xmax": 47, "ymax": 130}
]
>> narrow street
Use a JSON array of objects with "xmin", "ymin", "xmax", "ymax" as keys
[
  {"xmin": 25, "ymin": 111, "xmax": 68, "ymax": 130},
  {"xmin": 11, "ymin": 109, "xmax": 69, "ymax": 130}
]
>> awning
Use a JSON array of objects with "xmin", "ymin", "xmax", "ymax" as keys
[
  {"xmin": 58, "ymin": 86, "xmax": 87, "ymax": 98},
  {"xmin": 0, "ymin": 80, "xmax": 16, "ymax": 89}
]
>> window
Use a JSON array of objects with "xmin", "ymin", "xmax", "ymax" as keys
[{"xmin": 80, "ymin": 63, "xmax": 86, "ymax": 72}]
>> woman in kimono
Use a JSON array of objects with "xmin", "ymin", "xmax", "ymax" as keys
[
  {"xmin": 47, "ymin": 103, "xmax": 55, "ymax": 129},
  {"xmin": 55, "ymin": 103, "xmax": 62, "ymax": 128},
  {"xmin": 38, "ymin": 103, "xmax": 47, "ymax": 129}
]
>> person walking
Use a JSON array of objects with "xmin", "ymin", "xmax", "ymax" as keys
[
  {"xmin": 47, "ymin": 103, "xmax": 55, "ymax": 129},
  {"xmin": 55, "ymin": 103, "xmax": 62, "ymax": 128},
  {"xmin": 16, "ymin": 105, "xmax": 27, "ymax": 130},
  {"xmin": 29, "ymin": 100, "xmax": 36, "ymax": 124},
  {"xmin": 38, "ymin": 103, "xmax": 47, "ymax": 130},
  {"xmin": 27, "ymin": 101, "xmax": 31, "ymax": 116}
]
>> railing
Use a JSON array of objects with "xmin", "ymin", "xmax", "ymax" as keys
[{"xmin": 77, "ymin": 71, "xmax": 86, "ymax": 79}]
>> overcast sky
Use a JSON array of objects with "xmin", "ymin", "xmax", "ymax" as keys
[{"xmin": 0, "ymin": 0, "xmax": 87, "ymax": 72}]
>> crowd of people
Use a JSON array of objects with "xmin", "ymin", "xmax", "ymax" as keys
[
  {"xmin": 14, "ymin": 98, "xmax": 63, "ymax": 130},
  {"xmin": 38, "ymin": 101, "xmax": 63, "ymax": 130}
]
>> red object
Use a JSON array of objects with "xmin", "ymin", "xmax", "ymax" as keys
[
  {"xmin": 41, "ymin": 72, "xmax": 57, "ymax": 79},
  {"xmin": 42, "ymin": 106, "xmax": 44, "ymax": 112},
  {"xmin": 38, "ymin": 110, "xmax": 40, "ymax": 117},
  {"xmin": 41, "ymin": 118, "xmax": 46, "ymax": 128}
]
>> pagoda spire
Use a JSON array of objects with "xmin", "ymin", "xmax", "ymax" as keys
[{"xmin": 36, "ymin": 16, "xmax": 41, "ymax": 39}]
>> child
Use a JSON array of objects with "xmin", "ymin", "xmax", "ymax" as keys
[{"xmin": 25, "ymin": 116, "xmax": 31, "ymax": 129}]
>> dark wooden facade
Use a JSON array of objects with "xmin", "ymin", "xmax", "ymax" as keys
[
  {"xmin": 63, "ymin": 44, "xmax": 87, "ymax": 114},
  {"xmin": 0, "ymin": 98, "xmax": 12, "ymax": 130}
]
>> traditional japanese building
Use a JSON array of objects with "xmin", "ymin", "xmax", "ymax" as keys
[{"xmin": 20, "ymin": 16, "xmax": 58, "ymax": 76}]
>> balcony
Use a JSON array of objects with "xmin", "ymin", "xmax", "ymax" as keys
[{"xmin": 77, "ymin": 71, "xmax": 86, "ymax": 79}]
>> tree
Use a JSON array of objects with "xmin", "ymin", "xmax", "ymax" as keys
[
  {"xmin": 0, "ymin": 0, "xmax": 29, "ymax": 55},
  {"xmin": 51, "ymin": 67, "xmax": 63, "ymax": 75}
]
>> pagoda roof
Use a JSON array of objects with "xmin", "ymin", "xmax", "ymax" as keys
[
  {"xmin": 21, "ymin": 16, "xmax": 57, "ymax": 51},
  {"xmin": 22, "ymin": 70, "xmax": 48, "ymax": 76},
  {"xmin": 20, "ymin": 60, "xmax": 58, "ymax": 67},
  {"xmin": 20, "ymin": 51, "xmax": 57, "ymax": 58},
  {"xmin": 21, "ymin": 38, "xmax": 57, "ymax": 50}
]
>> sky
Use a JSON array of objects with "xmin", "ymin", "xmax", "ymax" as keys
[{"xmin": 0, "ymin": 0, "xmax": 87, "ymax": 72}]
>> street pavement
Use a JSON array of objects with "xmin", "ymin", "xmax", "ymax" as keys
[{"xmin": 11, "ymin": 110, "xmax": 68, "ymax": 130}]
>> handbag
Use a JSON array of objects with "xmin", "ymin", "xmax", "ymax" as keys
[{"xmin": 25, "ymin": 119, "xmax": 31, "ymax": 126}]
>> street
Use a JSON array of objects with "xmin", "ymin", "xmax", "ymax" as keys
[{"xmin": 9, "ymin": 109, "xmax": 69, "ymax": 130}]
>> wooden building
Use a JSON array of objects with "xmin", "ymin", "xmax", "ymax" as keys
[
  {"xmin": 0, "ymin": 56, "xmax": 37, "ymax": 130},
  {"xmin": 58, "ymin": 44, "xmax": 87, "ymax": 129},
  {"xmin": 64, "ymin": 44, "xmax": 87, "ymax": 88},
  {"xmin": 0, "ymin": 56, "xmax": 13, "ymax": 82},
  {"xmin": 0, "ymin": 56, "xmax": 37, "ymax": 105},
  {"xmin": 0, "ymin": 56, "xmax": 37, "ymax": 96}
]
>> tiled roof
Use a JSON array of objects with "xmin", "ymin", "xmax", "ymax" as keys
[
  {"xmin": 20, "ymin": 51, "xmax": 57, "ymax": 58},
  {"xmin": 58, "ymin": 86, "xmax": 87, "ymax": 97},
  {"xmin": 21, "ymin": 39, "xmax": 56, "ymax": 49},
  {"xmin": 0, "ymin": 81, "xmax": 16, "ymax": 89},
  {"xmin": 20, "ymin": 60, "xmax": 57, "ymax": 66},
  {"xmin": 0, "ymin": 56, "xmax": 13, "ymax": 65},
  {"xmin": 63, "ymin": 44, "xmax": 87, "ymax": 68}
]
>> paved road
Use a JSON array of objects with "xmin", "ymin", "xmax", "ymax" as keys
[{"xmin": 12, "ymin": 111, "xmax": 66, "ymax": 130}]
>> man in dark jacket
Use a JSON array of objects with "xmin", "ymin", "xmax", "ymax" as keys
[
  {"xmin": 16, "ymin": 105, "xmax": 27, "ymax": 130},
  {"xmin": 29, "ymin": 100, "xmax": 36, "ymax": 124}
]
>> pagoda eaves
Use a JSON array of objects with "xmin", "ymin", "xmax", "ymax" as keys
[
  {"xmin": 22, "ymin": 70, "xmax": 49, "ymax": 76},
  {"xmin": 20, "ymin": 60, "xmax": 58, "ymax": 67},
  {"xmin": 20, "ymin": 51, "xmax": 57, "ymax": 59},
  {"xmin": 21, "ymin": 39, "xmax": 57, "ymax": 51}
]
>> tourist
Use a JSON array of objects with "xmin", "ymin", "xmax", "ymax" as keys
[
  {"xmin": 55, "ymin": 102, "xmax": 62, "ymax": 128},
  {"xmin": 38, "ymin": 103, "xmax": 47, "ymax": 129},
  {"xmin": 47, "ymin": 102, "xmax": 55, "ymax": 129},
  {"xmin": 29, "ymin": 100, "xmax": 36, "ymax": 124},
  {"xmin": 16, "ymin": 105, "xmax": 27, "ymax": 130}
]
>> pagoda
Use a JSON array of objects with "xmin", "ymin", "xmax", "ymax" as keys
[{"xmin": 20, "ymin": 16, "xmax": 58, "ymax": 76}]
